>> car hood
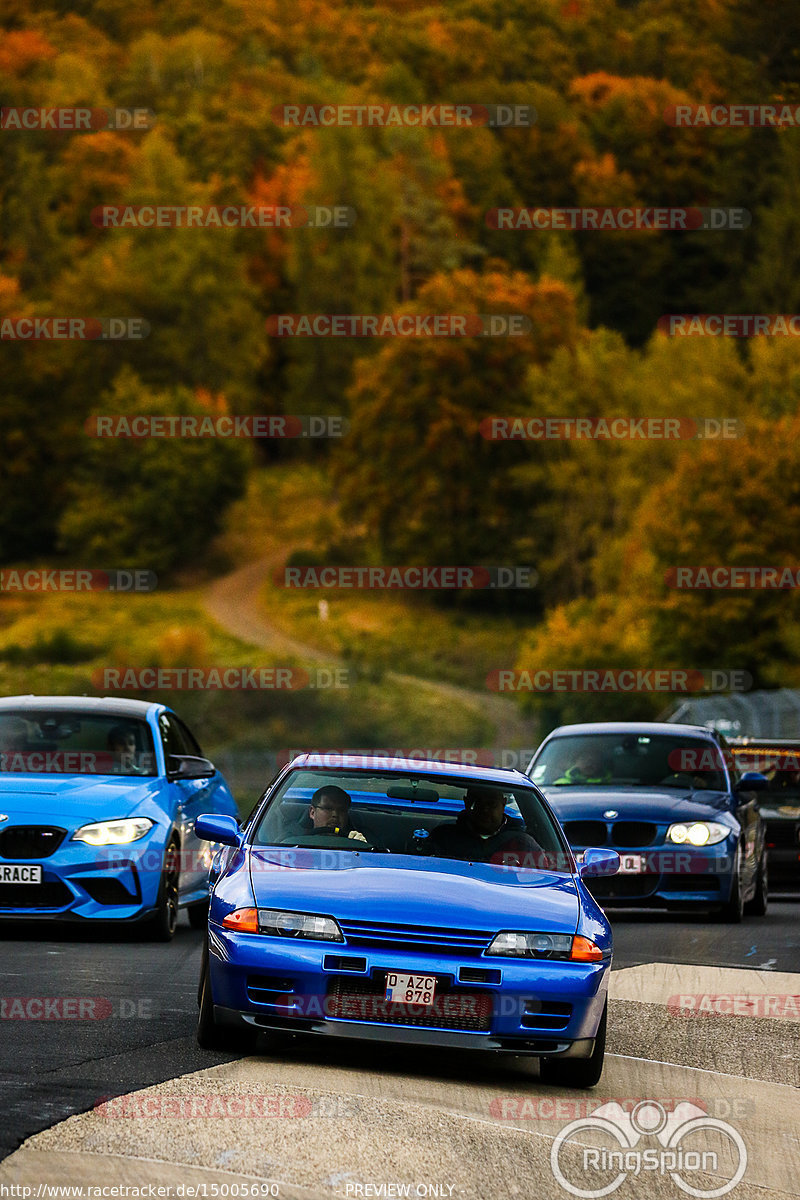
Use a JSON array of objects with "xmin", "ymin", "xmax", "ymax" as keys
[
  {"xmin": 248, "ymin": 848, "xmax": 582, "ymax": 935},
  {"xmin": 0, "ymin": 774, "xmax": 162, "ymax": 825},
  {"xmin": 542, "ymin": 786, "xmax": 732, "ymax": 823}
]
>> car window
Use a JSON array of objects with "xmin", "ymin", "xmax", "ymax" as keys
[
  {"xmin": 173, "ymin": 716, "xmax": 202, "ymax": 757},
  {"xmin": 250, "ymin": 768, "xmax": 572, "ymax": 870},
  {"xmin": 530, "ymin": 733, "xmax": 728, "ymax": 790},
  {"xmin": 0, "ymin": 710, "xmax": 157, "ymax": 777},
  {"xmin": 159, "ymin": 712, "xmax": 193, "ymax": 760}
]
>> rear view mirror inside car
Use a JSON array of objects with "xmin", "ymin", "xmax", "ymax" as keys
[{"xmin": 386, "ymin": 785, "xmax": 440, "ymax": 803}]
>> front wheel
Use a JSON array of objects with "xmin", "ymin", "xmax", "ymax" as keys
[
  {"xmin": 744, "ymin": 848, "xmax": 768, "ymax": 917},
  {"xmin": 144, "ymin": 838, "xmax": 180, "ymax": 942},
  {"xmin": 196, "ymin": 950, "xmax": 259, "ymax": 1052},
  {"xmin": 717, "ymin": 847, "xmax": 744, "ymax": 923},
  {"xmin": 539, "ymin": 1000, "xmax": 607, "ymax": 1089}
]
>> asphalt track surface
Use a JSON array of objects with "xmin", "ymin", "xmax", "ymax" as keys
[{"xmin": 1, "ymin": 903, "xmax": 798, "ymax": 1198}]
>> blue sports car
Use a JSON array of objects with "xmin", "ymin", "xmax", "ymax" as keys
[
  {"xmin": 194, "ymin": 754, "xmax": 618, "ymax": 1088},
  {"xmin": 526, "ymin": 722, "xmax": 769, "ymax": 922},
  {"xmin": 0, "ymin": 695, "xmax": 238, "ymax": 939}
]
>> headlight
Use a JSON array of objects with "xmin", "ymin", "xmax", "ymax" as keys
[
  {"xmin": 667, "ymin": 821, "xmax": 729, "ymax": 847},
  {"xmin": 486, "ymin": 931, "xmax": 605, "ymax": 961},
  {"xmin": 72, "ymin": 818, "xmax": 154, "ymax": 846},
  {"xmin": 258, "ymin": 909, "xmax": 344, "ymax": 941}
]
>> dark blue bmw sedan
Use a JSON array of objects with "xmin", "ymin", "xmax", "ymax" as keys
[
  {"xmin": 526, "ymin": 722, "xmax": 769, "ymax": 922},
  {"xmin": 194, "ymin": 754, "xmax": 618, "ymax": 1088}
]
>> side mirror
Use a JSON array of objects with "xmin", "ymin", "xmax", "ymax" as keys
[
  {"xmin": 579, "ymin": 847, "xmax": 620, "ymax": 878},
  {"xmin": 168, "ymin": 754, "xmax": 216, "ymax": 781},
  {"xmin": 195, "ymin": 813, "xmax": 241, "ymax": 846},
  {"xmin": 735, "ymin": 771, "xmax": 769, "ymax": 793}
]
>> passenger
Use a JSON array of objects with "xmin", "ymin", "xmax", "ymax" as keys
[{"xmin": 424, "ymin": 787, "xmax": 543, "ymax": 866}]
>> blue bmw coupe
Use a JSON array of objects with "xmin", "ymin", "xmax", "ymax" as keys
[
  {"xmin": 0, "ymin": 695, "xmax": 238, "ymax": 938},
  {"xmin": 194, "ymin": 754, "xmax": 618, "ymax": 1088},
  {"xmin": 526, "ymin": 722, "xmax": 769, "ymax": 922}
]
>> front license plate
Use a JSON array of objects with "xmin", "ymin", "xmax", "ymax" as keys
[
  {"xmin": 617, "ymin": 854, "xmax": 644, "ymax": 874},
  {"xmin": 384, "ymin": 972, "xmax": 437, "ymax": 1005},
  {"xmin": 0, "ymin": 864, "xmax": 42, "ymax": 884}
]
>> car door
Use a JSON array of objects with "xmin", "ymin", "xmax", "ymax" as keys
[{"xmin": 158, "ymin": 712, "xmax": 218, "ymax": 900}]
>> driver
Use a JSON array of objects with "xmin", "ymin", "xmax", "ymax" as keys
[
  {"xmin": 553, "ymin": 748, "xmax": 612, "ymax": 785},
  {"xmin": 306, "ymin": 785, "xmax": 367, "ymax": 842},
  {"xmin": 424, "ymin": 787, "xmax": 543, "ymax": 866}
]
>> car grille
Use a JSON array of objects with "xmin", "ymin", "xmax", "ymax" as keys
[
  {"xmin": 0, "ymin": 878, "xmax": 73, "ymax": 909},
  {"xmin": 588, "ymin": 874, "xmax": 660, "ymax": 900},
  {"xmin": 564, "ymin": 821, "xmax": 658, "ymax": 849},
  {"xmin": 564, "ymin": 821, "xmax": 607, "ymax": 846},
  {"xmin": 611, "ymin": 822, "xmax": 658, "ymax": 848},
  {"xmin": 326, "ymin": 974, "xmax": 493, "ymax": 1031},
  {"xmin": 0, "ymin": 826, "xmax": 67, "ymax": 860},
  {"xmin": 338, "ymin": 918, "xmax": 491, "ymax": 957}
]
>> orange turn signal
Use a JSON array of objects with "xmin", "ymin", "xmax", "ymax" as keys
[
  {"xmin": 570, "ymin": 936, "xmax": 604, "ymax": 962},
  {"xmin": 222, "ymin": 907, "xmax": 259, "ymax": 932}
]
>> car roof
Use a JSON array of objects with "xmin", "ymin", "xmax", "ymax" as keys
[
  {"xmin": 0, "ymin": 694, "xmax": 162, "ymax": 719},
  {"xmin": 540, "ymin": 722, "xmax": 719, "ymax": 739},
  {"xmin": 288, "ymin": 753, "xmax": 532, "ymax": 787}
]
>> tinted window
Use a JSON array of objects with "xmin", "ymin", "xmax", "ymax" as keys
[
  {"xmin": 0, "ymin": 710, "xmax": 157, "ymax": 777},
  {"xmin": 530, "ymin": 733, "xmax": 728, "ymax": 791},
  {"xmin": 251, "ymin": 769, "xmax": 571, "ymax": 870}
]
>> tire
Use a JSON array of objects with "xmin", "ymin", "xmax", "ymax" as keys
[
  {"xmin": 717, "ymin": 847, "xmax": 744, "ymax": 923},
  {"xmin": 144, "ymin": 837, "xmax": 180, "ymax": 942},
  {"xmin": 187, "ymin": 899, "xmax": 210, "ymax": 930},
  {"xmin": 539, "ymin": 1000, "xmax": 607, "ymax": 1089},
  {"xmin": 744, "ymin": 848, "xmax": 768, "ymax": 917},
  {"xmin": 196, "ymin": 947, "xmax": 258, "ymax": 1053}
]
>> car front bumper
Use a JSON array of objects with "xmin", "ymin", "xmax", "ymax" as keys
[{"xmin": 207, "ymin": 924, "xmax": 610, "ymax": 1058}]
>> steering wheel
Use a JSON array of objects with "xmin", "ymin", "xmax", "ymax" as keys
[
  {"xmin": 278, "ymin": 832, "xmax": 384, "ymax": 851},
  {"xmin": 658, "ymin": 772, "xmax": 706, "ymax": 789}
]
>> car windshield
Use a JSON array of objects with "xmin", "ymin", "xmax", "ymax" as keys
[
  {"xmin": 0, "ymin": 710, "xmax": 157, "ymax": 777},
  {"xmin": 251, "ymin": 768, "xmax": 571, "ymax": 870},
  {"xmin": 530, "ymin": 733, "xmax": 729, "ymax": 791},
  {"xmin": 732, "ymin": 744, "xmax": 800, "ymax": 798}
]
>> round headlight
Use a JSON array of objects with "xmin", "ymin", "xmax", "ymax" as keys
[
  {"xmin": 687, "ymin": 823, "xmax": 710, "ymax": 846},
  {"xmin": 670, "ymin": 824, "xmax": 688, "ymax": 844}
]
